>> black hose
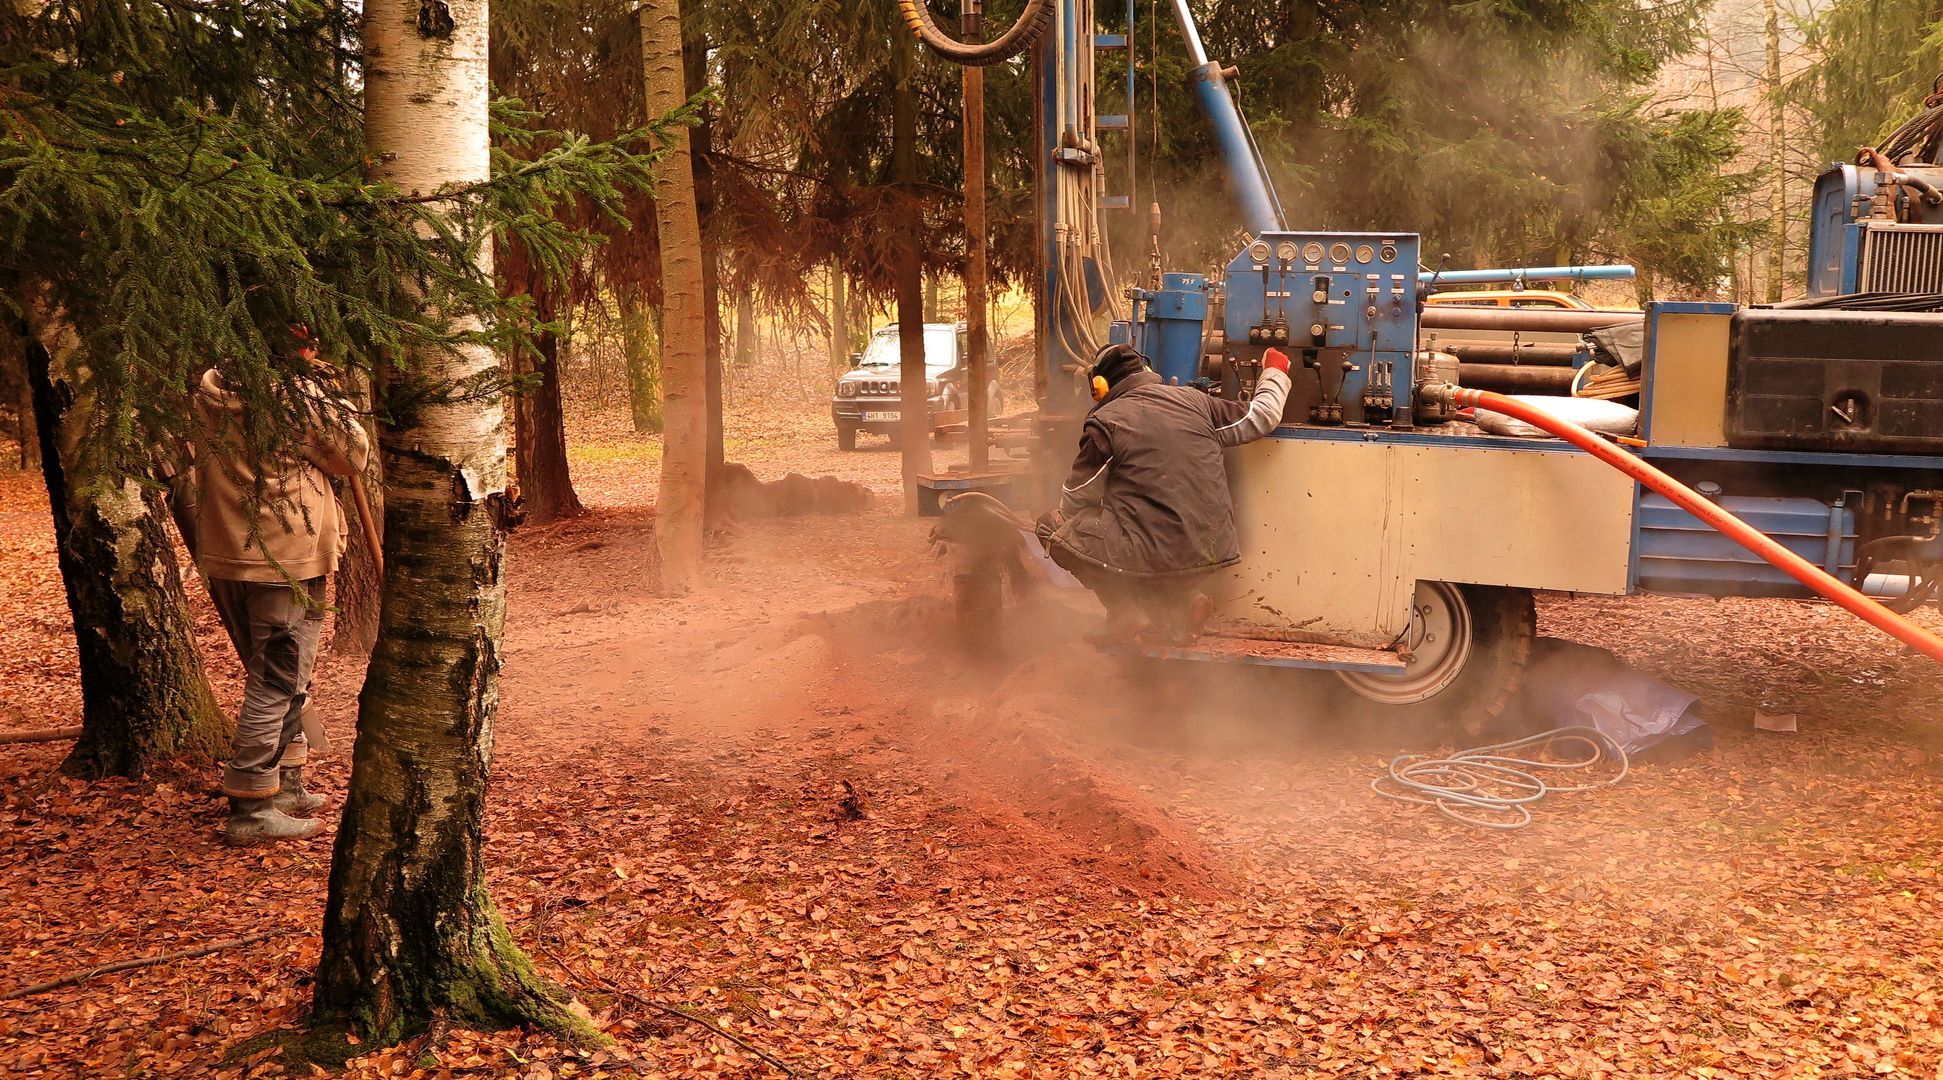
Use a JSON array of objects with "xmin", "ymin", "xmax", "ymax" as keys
[{"xmin": 898, "ymin": 0, "xmax": 1055, "ymax": 67}]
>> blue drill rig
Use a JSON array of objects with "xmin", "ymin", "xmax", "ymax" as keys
[{"xmin": 903, "ymin": 0, "xmax": 1943, "ymax": 722}]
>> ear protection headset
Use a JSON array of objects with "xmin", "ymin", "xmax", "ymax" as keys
[{"xmin": 1091, "ymin": 375, "xmax": 1111, "ymax": 402}]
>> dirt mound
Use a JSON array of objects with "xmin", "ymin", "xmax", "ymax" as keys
[{"xmin": 720, "ymin": 462, "xmax": 873, "ymax": 520}]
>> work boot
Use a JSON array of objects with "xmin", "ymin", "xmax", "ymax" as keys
[
  {"xmin": 273, "ymin": 766, "xmax": 327, "ymax": 816},
  {"xmin": 225, "ymin": 796, "xmax": 320, "ymax": 846}
]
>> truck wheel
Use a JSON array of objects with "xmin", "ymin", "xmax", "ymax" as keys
[
  {"xmin": 837, "ymin": 423, "xmax": 857, "ymax": 451},
  {"xmin": 1335, "ymin": 582, "xmax": 1535, "ymax": 738}
]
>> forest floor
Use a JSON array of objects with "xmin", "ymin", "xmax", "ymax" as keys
[{"xmin": 5, "ymin": 397, "xmax": 1943, "ymax": 1078}]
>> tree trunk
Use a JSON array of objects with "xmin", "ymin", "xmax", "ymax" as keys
[
  {"xmin": 512, "ymin": 284, "xmax": 584, "ymax": 526},
  {"xmin": 1764, "ymin": 0, "xmax": 1785, "ymax": 303},
  {"xmin": 646, "ymin": 0, "xmax": 708, "ymax": 591},
  {"xmin": 828, "ymin": 263, "xmax": 848, "ymax": 376},
  {"xmin": 17, "ymin": 304, "xmax": 228, "ymax": 779},
  {"xmin": 314, "ymin": 0, "xmax": 593, "ymax": 1049},
  {"xmin": 924, "ymin": 273, "xmax": 940, "ymax": 321},
  {"xmin": 2, "ymin": 321, "xmax": 38, "ymax": 470},
  {"xmin": 962, "ymin": 13, "xmax": 991, "ymax": 472},
  {"xmin": 893, "ymin": 28, "xmax": 932, "ymax": 514},
  {"xmin": 733, "ymin": 285, "xmax": 755, "ymax": 369},
  {"xmin": 623, "ymin": 304, "xmax": 663, "ymax": 433},
  {"xmin": 681, "ymin": 14, "xmax": 725, "ymax": 519}
]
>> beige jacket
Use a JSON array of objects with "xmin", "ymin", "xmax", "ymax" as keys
[{"xmin": 190, "ymin": 368, "xmax": 371, "ymax": 583}]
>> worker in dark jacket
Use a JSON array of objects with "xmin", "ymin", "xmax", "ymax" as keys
[{"xmin": 1037, "ymin": 342, "xmax": 1291, "ymax": 643}]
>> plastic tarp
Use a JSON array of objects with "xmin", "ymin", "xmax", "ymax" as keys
[
  {"xmin": 1586, "ymin": 319, "xmax": 1646, "ymax": 375},
  {"xmin": 1509, "ymin": 638, "xmax": 1706, "ymax": 756},
  {"xmin": 1474, "ymin": 395, "xmax": 1639, "ymax": 438}
]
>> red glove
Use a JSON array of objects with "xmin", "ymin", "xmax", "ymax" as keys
[{"xmin": 1262, "ymin": 347, "xmax": 1291, "ymax": 374}]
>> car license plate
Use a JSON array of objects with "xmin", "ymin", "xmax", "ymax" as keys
[{"xmin": 861, "ymin": 411, "xmax": 897, "ymax": 422}]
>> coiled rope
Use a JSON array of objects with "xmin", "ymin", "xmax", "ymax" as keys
[{"xmin": 1371, "ymin": 727, "xmax": 1630, "ymax": 831}]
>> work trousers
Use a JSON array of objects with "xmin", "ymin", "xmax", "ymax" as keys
[
  {"xmin": 208, "ymin": 576, "xmax": 324, "ymax": 798},
  {"xmin": 1039, "ymin": 529, "xmax": 1209, "ymax": 633}
]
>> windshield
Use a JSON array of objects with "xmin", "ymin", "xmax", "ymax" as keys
[{"xmin": 858, "ymin": 328, "xmax": 956, "ymax": 371}]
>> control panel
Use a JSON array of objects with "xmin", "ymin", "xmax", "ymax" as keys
[{"xmin": 1220, "ymin": 231, "xmax": 1421, "ymax": 425}]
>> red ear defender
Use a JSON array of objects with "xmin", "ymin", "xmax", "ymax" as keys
[{"xmin": 1091, "ymin": 375, "xmax": 1110, "ymax": 401}]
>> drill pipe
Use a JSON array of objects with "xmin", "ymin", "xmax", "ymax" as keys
[
  {"xmin": 1420, "ymin": 308, "xmax": 1641, "ymax": 334},
  {"xmin": 1438, "ymin": 341, "xmax": 1583, "ymax": 366},
  {"xmin": 1456, "ymin": 364, "xmax": 1576, "ymax": 394}
]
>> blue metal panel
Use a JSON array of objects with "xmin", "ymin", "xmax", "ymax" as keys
[
  {"xmin": 1097, "ymin": 114, "xmax": 1129, "ymax": 130},
  {"xmin": 1635, "ymin": 492, "xmax": 1856, "ymax": 597},
  {"xmin": 1225, "ymin": 232, "xmax": 1420, "ymax": 424},
  {"xmin": 1641, "ymin": 444, "xmax": 1943, "ymax": 471},
  {"xmin": 1134, "ymin": 272, "xmax": 1211, "ymax": 385},
  {"xmin": 1808, "ymin": 164, "xmax": 1868, "ymax": 297},
  {"xmin": 1093, "ymin": 32, "xmax": 1127, "ymax": 48}
]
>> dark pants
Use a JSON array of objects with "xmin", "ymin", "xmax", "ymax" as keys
[
  {"xmin": 1038, "ymin": 521, "xmax": 1209, "ymax": 633},
  {"xmin": 208, "ymin": 577, "xmax": 324, "ymax": 798}
]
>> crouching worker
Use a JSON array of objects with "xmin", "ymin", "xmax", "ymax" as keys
[
  {"xmin": 1037, "ymin": 343, "xmax": 1291, "ymax": 644},
  {"xmin": 190, "ymin": 328, "xmax": 369, "ymax": 845}
]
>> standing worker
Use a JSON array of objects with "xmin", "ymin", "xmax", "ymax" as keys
[
  {"xmin": 189, "ymin": 326, "xmax": 370, "ymax": 845},
  {"xmin": 1037, "ymin": 342, "xmax": 1291, "ymax": 643}
]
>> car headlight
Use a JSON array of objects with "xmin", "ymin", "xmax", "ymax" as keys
[{"xmin": 837, "ymin": 382, "xmax": 857, "ymax": 398}]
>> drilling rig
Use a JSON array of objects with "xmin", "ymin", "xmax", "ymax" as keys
[{"xmin": 904, "ymin": 0, "xmax": 1943, "ymax": 724}]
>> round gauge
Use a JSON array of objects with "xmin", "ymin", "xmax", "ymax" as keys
[
  {"xmin": 1380, "ymin": 243, "xmax": 1399, "ymax": 263},
  {"xmin": 1329, "ymin": 242, "xmax": 1352, "ymax": 263},
  {"xmin": 1247, "ymin": 240, "xmax": 1272, "ymax": 264},
  {"xmin": 1355, "ymin": 244, "xmax": 1375, "ymax": 263},
  {"xmin": 1303, "ymin": 241, "xmax": 1325, "ymax": 263},
  {"xmin": 1275, "ymin": 240, "xmax": 1299, "ymax": 263}
]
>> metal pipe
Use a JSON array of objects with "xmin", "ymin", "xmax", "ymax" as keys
[
  {"xmin": 1168, "ymin": 0, "xmax": 1282, "ymax": 236},
  {"xmin": 1438, "ymin": 341, "xmax": 1583, "ymax": 365},
  {"xmin": 1167, "ymin": 0, "xmax": 1208, "ymax": 66},
  {"xmin": 1420, "ymin": 308, "xmax": 1641, "ymax": 334},
  {"xmin": 1422, "ymin": 265, "xmax": 1636, "ymax": 286},
  {"xmin": 1456, "ymin": 364, "xmax": 1576, "ymax": 394}
]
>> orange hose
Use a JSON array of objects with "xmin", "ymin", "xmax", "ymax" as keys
[{"xmin": 1447, "ymin": 387, "xmax": 1943, "ymax": 665}]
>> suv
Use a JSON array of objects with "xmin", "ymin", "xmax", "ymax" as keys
[{"xmin": 830, "ymin": 322, "xmax": 1001, "ymax": 450}]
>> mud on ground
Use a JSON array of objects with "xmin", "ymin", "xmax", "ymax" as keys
[{"xmin": 3, "ymin": 405, "xmax": 1943, "ymax": 1077}]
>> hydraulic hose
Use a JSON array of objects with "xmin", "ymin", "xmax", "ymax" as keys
[
  {"xmin": 898, "ymin": 0, "xmax": 1054, "ymax": 67},
  {"xmin": 1428, "ymin": 385, "xmax": 1943, "ymax": 664}
]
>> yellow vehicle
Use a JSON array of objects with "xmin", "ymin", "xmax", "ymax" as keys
[{"xmin": 1423, "ymin": 289, "xmax": 1593, "ymax": 309}]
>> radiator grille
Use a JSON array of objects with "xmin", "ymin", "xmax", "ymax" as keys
[{"xmin": 1859, "ymin": 223, "xmax": 1943, "ymax": 293}]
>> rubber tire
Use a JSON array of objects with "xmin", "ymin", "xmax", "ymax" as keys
[
  {"xmin": 1338, "ymin": 584, "xmax": 1536, "ymax": 741},
  {"xmin": 836, "ymin": 423, "xmax": 857, "ymax": 451}
]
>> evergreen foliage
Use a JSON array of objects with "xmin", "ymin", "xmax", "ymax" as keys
[
  {"xmin": 1, "ymin": 0, "xmax": 677, "ymax": 490},
  {"xmin": 1791, "ymin": 0, "xmax": 1943, "ymax": 166}
]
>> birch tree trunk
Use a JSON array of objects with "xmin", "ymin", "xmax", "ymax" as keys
[
  {"xmin": 18, "ymin": 305, "xmax": 228, "ymax": 778},
  {"xmin": 645, "ymin": 0, "xmax": 707, "ymax": 590},
  {"xmin": 313, "ymin": 0, "xmax": 593, "ymax": 1048}
]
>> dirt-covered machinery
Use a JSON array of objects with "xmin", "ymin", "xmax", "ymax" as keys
[{"xmin": 907, "ymin": 0, "xmax": 1943, "ymax": 723}]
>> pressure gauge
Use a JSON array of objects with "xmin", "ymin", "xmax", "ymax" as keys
[
  {"xmin": 1329, "ymin": 242, "xmax": 1352, "ymax": 264},
  {"xmin": 1275, "ymin": 240, "xmax": 1299, "ymax": 263},
  {"xmin": 1303, "ymin": 242, "xmax": 1325, "ymax": 263},
  {"xmin": 1247, "ymin": 240, "xmax": 1272, "ymax": 264},
  {"xmin": 1380, "ymin": 243, "xmax": 1399, "ymax": 263},
  {"xmin": 1355, "ymin": 244, "xmax": 1375, "ymax": 263}
]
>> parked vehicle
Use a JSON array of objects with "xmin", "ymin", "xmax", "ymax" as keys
[
  {"xmin": 1422, "ymin": 289, "xmax": 1594, "ymax": 310},
  {"xmin": 830, "ymin": 322, "xmax": 1001, "ymax": 450}
]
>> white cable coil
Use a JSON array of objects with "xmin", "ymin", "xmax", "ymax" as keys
[{"xmin": 1371, "ymin": 726, "xmax": 1630, "ymax": 830}]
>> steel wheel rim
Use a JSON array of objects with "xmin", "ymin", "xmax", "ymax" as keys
[{"xmin": 1339, "ymin": 581, "xmax": 1475, "ymax": 705}]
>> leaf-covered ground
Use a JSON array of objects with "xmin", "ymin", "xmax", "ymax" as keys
[{"xmin": 3, "ymin": 405, "xmax": 1942, "ymax": 1078}]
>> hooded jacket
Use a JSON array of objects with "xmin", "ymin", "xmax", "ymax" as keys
[
  {"xmin": 189, "ymin": 368, "xmax": 371, "ymax": 583},
  {"xmin": 1045, "ymin": 367, "xmax": 1290, "ymax": 577}
]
